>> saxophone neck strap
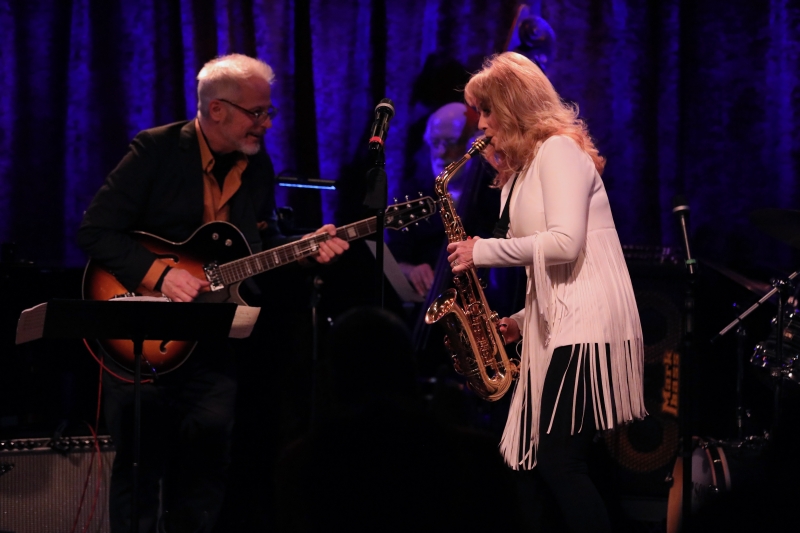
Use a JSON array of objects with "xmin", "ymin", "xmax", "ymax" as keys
[{"xmin": 492, "ymin": 174, "xmax": 519, "ymax": 239}]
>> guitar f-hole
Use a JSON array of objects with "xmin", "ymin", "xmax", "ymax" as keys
[
  {"xmin": 155, "ymin": 253, "xmax": 180, "ymax": 264},
  {"xmin": 159, "ymin": 340, "xmax": 171, "ymax": 354}
]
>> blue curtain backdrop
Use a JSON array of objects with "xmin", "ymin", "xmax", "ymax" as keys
[{"xmin": 1, "ymin": 0, "xmax": 799, "ymax": 275}]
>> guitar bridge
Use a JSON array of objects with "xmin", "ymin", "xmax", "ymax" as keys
[
  {"xmin": 204, "ymin": 262, "xmax": 224, "ymax": 291},
  {"xmin": 111, "ymin": 292, "xmax": 137, "ymax": 299}
]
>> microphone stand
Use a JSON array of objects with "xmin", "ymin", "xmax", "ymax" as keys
[
  {"xmin": 679, "ymin": 271, "xmax": 696, "ymax": 532},
  {"xmin": 735, "ymin": 323, "xmax": 746, "ymax": 441},
  {"xmin": 363, "ymin": 146, "xmax": 387, "ymax": 308},
  {"xmin": 309, "ymin": 275, "xmax": 323, "ymax": 429},
  {"xmin": 673, "ymin": 202, "xmax": 697, "ymax": 531},
  {"xmin": 770, "ymin": 281, "xmax": 787, "ymax": 444}
]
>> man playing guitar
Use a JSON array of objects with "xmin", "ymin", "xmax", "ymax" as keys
[{"xmin": 77, "ymin": 54, "xmax": 348, "ymax": 533}]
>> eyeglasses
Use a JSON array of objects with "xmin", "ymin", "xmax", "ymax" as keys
[
  {"xmin": 218, "ymin": 98, "xmax": 278, "ymax": 123},
  {"xmin": 425, "ymin": 137, "xmax": 462, "ymax": 150}
]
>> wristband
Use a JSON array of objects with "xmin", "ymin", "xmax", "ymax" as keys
[{"xmin": 154, "ymin": 265, "xmax": 172, "ymax": 293}]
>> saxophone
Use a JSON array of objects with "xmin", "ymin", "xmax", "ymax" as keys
[{"xmin": 425, "ymin": 136, "xmax": 519, "ymax": 402}]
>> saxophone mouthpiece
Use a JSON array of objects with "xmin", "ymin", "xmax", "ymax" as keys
[
  {"xmin": 468, "ymin": 136, "xmax": 491, "ymax": 156},
  {"xmin": 465, "ymin": 137, "xmax": 492, "ymax": 159}
]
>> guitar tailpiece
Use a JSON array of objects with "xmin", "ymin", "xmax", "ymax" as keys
[{"xmin": 204, "ymin": 262, "xmax": 224, "ymax": 291}]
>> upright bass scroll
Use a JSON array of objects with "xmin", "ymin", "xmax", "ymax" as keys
[{"xmin": 424, "ymin": 136, "xmax": 519, "ymax": 402}]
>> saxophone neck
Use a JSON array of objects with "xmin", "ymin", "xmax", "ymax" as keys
[
  {"xmin": 434, "ymin": 136, "xmax": 491, "ymax": 243},
  {"xmin": 433, "ymin": 136, "xmax": 491, "ymax": 195}
]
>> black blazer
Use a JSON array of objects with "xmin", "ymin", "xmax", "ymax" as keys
[{"xmin": 77, "ymin": 120, "xmax": 278, "ymax": 291}]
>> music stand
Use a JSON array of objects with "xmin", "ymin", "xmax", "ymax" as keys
[{"xmin": 16, "ymin": 299, "xmax": 260, "ymax": 533}]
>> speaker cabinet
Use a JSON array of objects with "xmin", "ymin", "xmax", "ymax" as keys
[
  {"xmin": 602, "ymin": 249, "xmax": 685, "ymax": 498},
  {"xmin": 0, "ymin": 437, "xmax": 114, "ymax": 533}
]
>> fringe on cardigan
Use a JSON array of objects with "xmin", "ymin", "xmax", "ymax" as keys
[{"xmin": 499, "ymin": 229, "xmax": 647, "ymax": 470}]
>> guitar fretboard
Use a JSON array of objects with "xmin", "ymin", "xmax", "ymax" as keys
[{"xmin": 218, "ymin": 217, "xmax": 377, "ymax": 285}]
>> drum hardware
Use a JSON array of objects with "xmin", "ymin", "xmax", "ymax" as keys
[
  {"xmin": 715, "ymin": 271, "xmax": 799, "ymax": 449},
  {"xmin": 664, "ymin": 209, "xmax": 797, "ymax": 531},
  {"xmin": 665, "ymin": 434, "xmax": 767, "ymax": 533},
  {"xmin": 700, "ymin": 257, "xmax": 783, "ymax": 438},
  {"xmin": 735, "ymin": 322, "xmax": 747, "ymax": 440},
  {"xmin": 751, "ymin": 311, "xmax": 800, "ymax": 385},
  {"xmin": 713, "ymin": 271, "xmax": 798, "ymax": 341},
  {"xmin": 714, "ymin": 271, "xmax": 800, "ymax": 386},
  {"xmin": 744, "ymin": 210, "xmax": 800, "ymax": 377}
]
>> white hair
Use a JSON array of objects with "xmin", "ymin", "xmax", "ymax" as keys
[{"xmin": 196, "ymin": 54, "xmax": 275, "ymax": 118}]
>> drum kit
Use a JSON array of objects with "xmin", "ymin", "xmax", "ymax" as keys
[
  {"xmin": 665, "ymin": 207, "xmax": 800, "ymax": 532},
  {"xmin": 719, "ymin": 207, "xmax": 800, "ymax": 386}
]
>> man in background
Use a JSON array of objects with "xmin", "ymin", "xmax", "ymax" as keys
[{"xmin": 391, "ymin": 102, "xmax": 483, "ymax": 296}]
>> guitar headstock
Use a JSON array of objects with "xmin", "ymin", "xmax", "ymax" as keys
[{"xmin": 384, "ymin": 196, "xmax": 437, "ymax": 231}]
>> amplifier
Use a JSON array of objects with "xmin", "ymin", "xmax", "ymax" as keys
[
  {"xmin": 601, "ymin": 255, "xmax": 685, "ymax": 498},
  {"xmin": 0, "ymin": 436, "xmax": 114, "ymax": 533}
]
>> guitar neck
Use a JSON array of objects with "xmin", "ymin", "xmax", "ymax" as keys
[{"xmin": 217, "ymin": 217, "xmax": 377, "ymax": 285}]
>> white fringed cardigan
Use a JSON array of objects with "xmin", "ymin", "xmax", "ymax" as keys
[{"xmin": 472, "ymin": 135, "xmax": 646, "ymax": 470}]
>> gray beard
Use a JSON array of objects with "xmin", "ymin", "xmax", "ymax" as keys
[{"xmin": 238, "ymin": 142, "xmax": 261, "ymax": 156}]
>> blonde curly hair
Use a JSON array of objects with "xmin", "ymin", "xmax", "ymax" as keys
[{"xmin": 464, "ymin": 52, "xmax": 605, "ymax": 186}]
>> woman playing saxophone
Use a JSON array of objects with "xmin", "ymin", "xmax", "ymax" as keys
[{"xmin": 446, "ymin": 52, "xmax": 645, "ymax": 533}]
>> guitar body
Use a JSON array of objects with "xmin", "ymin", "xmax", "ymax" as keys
[
  {"xmin": 81, "ymin": 196, "xmax": 437, "ymax": 375},
  {"xmin": 83, "ymin": 221, "xmax": 253, "ymax": 375}
]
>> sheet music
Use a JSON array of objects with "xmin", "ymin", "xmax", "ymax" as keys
[
  {"xmin": 365, "ymin": 241, "xmax": 425, "ymax": 303},
  {"xmin": 15, "ymin": 301, "xmax": 48, "ymax": 344},
  {"xmin": 230, "ymin": 306, "xmax": 260, "ymax": 338}
]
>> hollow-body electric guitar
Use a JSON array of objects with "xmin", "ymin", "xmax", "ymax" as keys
[{"xmin": 83, "ymin": 196, "xmax": 436, "ymax": 374}]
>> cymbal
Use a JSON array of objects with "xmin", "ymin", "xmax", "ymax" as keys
[
  {"xmin": 699, "ymin": 258, "xmax": 773, "ymax": 296},
  {"xmin": 749, "ymin": 208, "xmax": 800, "ymax": 249}
]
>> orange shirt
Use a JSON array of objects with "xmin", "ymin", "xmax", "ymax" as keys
[
  {"xmin": 195, "ymin": 118, "xmax": 248, "ymax": 223},
  {"xmin": 141, "ymin": 119, "xmax": 249, "ymax": 291}
]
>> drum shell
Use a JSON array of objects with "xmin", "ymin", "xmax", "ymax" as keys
[{"xmin": 666, "ymin": 437, "xmax": 766, "ymax": 533}]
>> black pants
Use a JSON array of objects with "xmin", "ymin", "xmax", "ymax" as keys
[
  {"xmin": 103, "ymin": 347, "xmax": 236, "ymax": 533},
  {"xmin": 534, "ymin": 344, "xmax": 612, "ymax": 533}
]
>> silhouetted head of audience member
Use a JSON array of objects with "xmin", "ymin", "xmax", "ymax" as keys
[
  {"xmin": 324, "ymin": 306, "xmax": 419, "ymax": 412},
  {"xmin": 278, "ymin": 307, "xmax": 528, "ymax": 532}
]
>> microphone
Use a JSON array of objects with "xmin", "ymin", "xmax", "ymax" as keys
[
  {"xmin": 672, "ymin": 195, "xmax": 696, "ymax": 275},
  {"xmin": 368, "ymin": 98, "xmax": 395, "ymax": 152}
]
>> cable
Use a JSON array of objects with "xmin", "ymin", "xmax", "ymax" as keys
[
  {"xmin": 70, "ymin": 421, "xmax": 97, "ymax": 533},
  {"xmin": 82, "ymin": 338, "xmax": 152, "ymax": 384}
]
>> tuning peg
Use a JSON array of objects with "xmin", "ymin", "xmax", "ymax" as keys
[
  {"xmin": 418, "ymin": 191, "xmax": 423, "ymax": 197},
  {"xmin": 414, "ymin": 222, "xmax": 419, "ymax": 226},
  {"xmin": 393, "ymin": 197, "xmax": 398, "ymax": 203},
  {"xmin": 402, "ymin": 227, "xmax": 409, "ymax": 232},
  {"xmin": 405, "ymin": 195, "xmax": 409, "ymax": 201}
]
